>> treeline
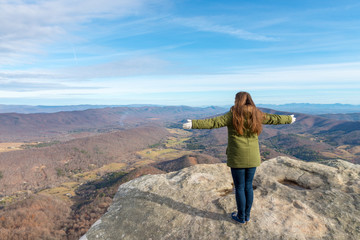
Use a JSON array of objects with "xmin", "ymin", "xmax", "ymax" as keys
[{"xmin": 0, "ymin": 194, "xmax": 70, "ymax": 240}]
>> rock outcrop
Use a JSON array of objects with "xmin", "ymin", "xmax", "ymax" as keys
[{"xmin": 81, "ymin": 157, "xmax": 360, "ymax": 240}]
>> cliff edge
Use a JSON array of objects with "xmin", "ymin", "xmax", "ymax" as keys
[{"xmin": 81, "ymin": 157, "xmax": 360, "ymax": 240}]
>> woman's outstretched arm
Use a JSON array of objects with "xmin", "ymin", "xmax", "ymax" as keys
[
  {"xmin": 262, "ymin": 113, "xmax": 296, "ymax": 125},
  {"xmin": 183, "ymin": 111, "xmax": 232, "ymax": 129}
]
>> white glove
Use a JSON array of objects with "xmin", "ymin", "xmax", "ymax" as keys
[
  {"xmin": 290, "ymin": 114, "xmax": 296, "ymax": 124},
  {"xmin": 183, "ymin": 119, "xmax": 192, "ymax": 129}
]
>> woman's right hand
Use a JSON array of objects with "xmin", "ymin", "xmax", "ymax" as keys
[
  {"xmin": 290, "ymin": 115, "xmax": 296, "ymax": 124},
  {"xmin": 183, "ymin": 119, "xmax": 192, "ymax": 129}
]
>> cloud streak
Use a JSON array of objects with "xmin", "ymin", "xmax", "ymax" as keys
[
  {"xmin": 0, "ymin": 81, "xmax": 98, "ymax": 92},
  {"xmin": 172, "ymin": 17, "xmax": 276, "ymax": 41}
]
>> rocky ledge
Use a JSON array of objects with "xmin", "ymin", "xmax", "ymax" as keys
[{"xmin": 81, "ymin": 157, "xmax": 360, "ymax": 240}]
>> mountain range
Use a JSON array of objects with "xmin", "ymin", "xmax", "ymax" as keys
[
  {"xmin": 258, "ymin": 103, "xmax": 360, "ymax": 114},
  {"xmin": 0, "ymin": 106, "xmax": 226, "ymax": 141},
  {"xmin": 2, "ymin": 103, "xmax": 360, "ymax": 114}
]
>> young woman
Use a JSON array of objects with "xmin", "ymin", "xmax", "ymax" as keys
[{"xmin": 183, "ymin": 92, "xmax": 295, "ymax": 224}]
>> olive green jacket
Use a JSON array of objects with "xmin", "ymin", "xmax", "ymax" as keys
[{"xmin": 192, "ymin": 111, "xmax": 292, "ymax": 168}]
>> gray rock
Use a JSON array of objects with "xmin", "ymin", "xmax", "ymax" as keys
[{"xmin": 81, "ymin": 157, "xmax": 360, "ymax": 240}]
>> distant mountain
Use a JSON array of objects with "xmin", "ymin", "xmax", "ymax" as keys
[
  {"xmin": 0, "ymin": 106, "xmax": 227, "ymax": 141},
  {"xmin": 258, "ymin": 103, "xmax": 360, "ymax": 114},
  {"xmin": 2, "ymin": 103, "xmax": 360, "ymax": 114},
  {"xmin": 0, "ymin": 104, "xmax": 162, "ymax": 114},
  {"xmin": 319, "ymin": 113, "xmax": 360, "ymax": 121}
]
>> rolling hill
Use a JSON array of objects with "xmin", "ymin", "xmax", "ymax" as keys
[
  {"xmin": 0, "ymin": 126, "xmax": 170, "ymax": 196},
  {"xmin": 0, "ymin": 106, "xmax": 227, "ymax": 141}
]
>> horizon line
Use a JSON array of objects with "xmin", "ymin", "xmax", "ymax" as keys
[{"xmin": 1, "ymin": 102, "xmax": 360, "ymax": 107}]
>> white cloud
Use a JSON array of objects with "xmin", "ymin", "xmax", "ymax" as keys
[
  {"xmin": 172, "ymin": 17, "xmax": 276, "ymax": 41},
  {"xmin": 1, "ymin": 61, "xmax": 359, "ymax": 97},
  {"xmin": 63, "ymin": 56, "xmax": 171, "ymax": 78},
  {"xmin": 0, "ymin": 0, "xmax": 166, "ymax": 65},
  {"xmin": 1, "ymin": 61, "xmax": 359, "ymax": 105}
]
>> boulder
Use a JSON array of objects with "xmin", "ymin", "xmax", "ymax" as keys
[{"xmin": 81, "ymin": 157, "xmax": 360, "ymax": 240}]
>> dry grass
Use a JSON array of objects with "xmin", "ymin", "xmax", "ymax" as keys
[
  {"xmin": 156, "ymin": 150, "xmax": 194, "ymax": 160},
  {"xmin": 39, "ymin": 181, "xmax": 80, "ymax": 201},
  {"xmin": 137, "ymin": 148, "xmax": 177, "ymax": 160},
  {"xmin": 337, "ymin": 145, "xmax": 351, "ymax": 150},
  {"xmin": 40, "ymin": 162, "xmax": 127, "ymax": 201},
  {"xmin": 321, "ymin": 152, "xmax": 341, "ymax": 159},
  {"xmin": 321, "ymin": 148, "xmax": 355, "ymax": 160},
  {"xmin": 73, "ymin": 171, "xmax": 98, "ymax": 181},
  {"xmin": 136, "ymin": 129, "xmax": 193, "ymax": 160},
  {"xmin": 131, "ymin": 160, "xmax": 156, "ymax": 168},
  {"xmin": 167, "ymin": 128, "xmax": 191, "ymax": 136},
  {"xmin": 348, "ymin": 146, "xmax": 360, "ymax": 154},
  {"xmin": 0, "ymin": 142, "xmax": 39, "ymax": 153},
  {"xmin": 99, "ymin": 162, "xmax": 126, "ymax": 172},
  {"xmin": 165, "ymin": 137, "xmax": 190, "ymax": 148},
  {"xmin": 73, "ymin": 162, "xmax": 127, "ymax": 182},
  {"xmin": 0, "ymin": 190, "xmax": 31, "ymax": 206},
  {"xmin": 136, "ymin": 148, "xmax": 195, "ymax": 161},
  {"xmin": 0, "ymin": 195, "xmax": 18, "ymax": 205},
  {"xmin": 334, "ymin": 148, "xmax": 355, "ymax": 158}
]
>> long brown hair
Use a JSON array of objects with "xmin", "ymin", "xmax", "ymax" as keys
[{"xmin": 231, "ymin": 92, "xmax": 264, "ymax": 135}]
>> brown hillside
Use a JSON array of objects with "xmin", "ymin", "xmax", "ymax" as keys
[
  {"xmin": 117, "ymin": 165, "xmax": 166, "ymax": 185},
  {"xmin": 152, "ymin": 154, "xmax": 222, "ymax": 172},
  {"xmin": 0, "ymin": 194, "xmax": 70, "ymax": 240},
  {"xmin": 0, "ymin": 126, "xmax": 169, "ymax": 195},
  {"xmin": 260, "ymin": 108, "xmax": 345, "ymax": 134}
]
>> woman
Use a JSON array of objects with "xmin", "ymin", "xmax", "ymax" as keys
[{"xmin": 182, "ymin": 92, "xmax": 295, "ymax": 224}]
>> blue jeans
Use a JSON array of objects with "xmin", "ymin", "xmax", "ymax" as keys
[{"xmin": 231, "ymin": 167, "xmax": 256, "ymax": 221}]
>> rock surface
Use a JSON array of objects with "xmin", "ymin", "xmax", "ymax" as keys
[{"xmin": 81, "ymin": 157, "xmax": 360, "ymax": 240}]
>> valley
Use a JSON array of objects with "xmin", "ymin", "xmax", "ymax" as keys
[{"xmin": 0, "ymin": 105, "xmax": 359, "ymax": 239}]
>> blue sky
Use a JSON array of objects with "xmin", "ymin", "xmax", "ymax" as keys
[{"xmin": 1, "ymin": 0, "xmax": 360, "ymax": 106}]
